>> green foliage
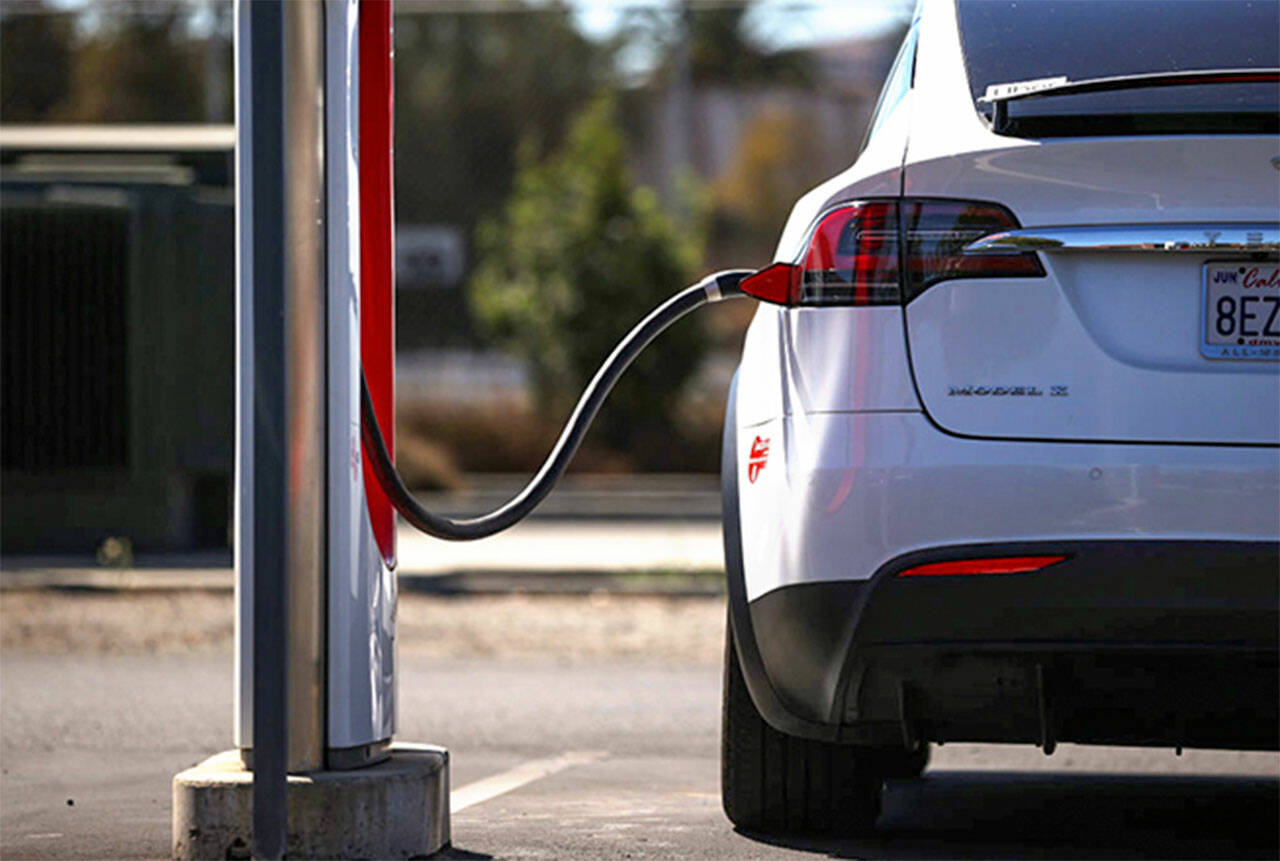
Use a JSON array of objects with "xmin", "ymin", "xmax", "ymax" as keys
[
  {"xmin": 62, "ymin": 2, "xmax": 204, "ymax": 122},
  {"xmin": 0, "ymin": 2, "xmax": 73, "ymax": 121},
  {"xmin": 394, "ymin": 2, "xmax": 615, "ymax": 238},
  {"xmin": 621, "ymin": 1, "xmax": 816, "ymax": 89},
  {"xmin": 680, "ymin": 3, "xmax": 815, "ymax": 87},
  {"xmin": 0, "ymin": 0, "xmax": 225, "ymax": 123},
  {"xmin": 471, "ymin": 96, "xmax": 708, "ymax": 457}
]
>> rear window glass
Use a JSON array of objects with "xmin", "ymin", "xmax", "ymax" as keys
[{"xmin": 956, "ymin": 0, "xmax": 1280, "ymax": 136}]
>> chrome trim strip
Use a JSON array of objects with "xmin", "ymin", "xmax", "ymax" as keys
[{"xmin": 965, "ymin": 224, "xmax": 1280, "ymax": 255}]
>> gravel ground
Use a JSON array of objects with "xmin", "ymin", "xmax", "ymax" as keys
[
  {"xmin": 0, "ymin": 590, "xmax": 725, "ymax": 663},
  {"xmin": 0, "ymin": 591, "xmax": 234, "ymax": 654}
]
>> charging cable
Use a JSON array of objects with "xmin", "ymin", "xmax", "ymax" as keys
[{"xmin": 361, "ymin": 269, "xmax": 754, "ymax": 540}]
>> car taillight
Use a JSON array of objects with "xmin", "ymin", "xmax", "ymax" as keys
[
  {"xmin": 899, "ymin": 199, "xmax": 1044, "ymax": 302},
  {"xmin": 739, "ymin": 198, "xmax": 1044, "ymax": 306},
  {"xmin": 799, "ymin": 201, "xmax": 900, "ymax": 306}
]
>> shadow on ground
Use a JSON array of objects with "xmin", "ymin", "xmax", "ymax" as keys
[
  {"xmin": 430, "ymin": 847, "xmax": 493, "ymax": 860},
  {"xmin": 739, "ymin": 771, "xmax": 1279, "ymax": 859}
]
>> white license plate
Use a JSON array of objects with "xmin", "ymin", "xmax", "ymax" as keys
[{"xmin": 1202, "ymin": 262, "xmax": 1280, "ymax": 361}]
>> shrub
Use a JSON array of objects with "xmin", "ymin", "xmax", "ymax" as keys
[{"xmin": 471, "ymin": 95, "xmax": 708, "ymax": 460}]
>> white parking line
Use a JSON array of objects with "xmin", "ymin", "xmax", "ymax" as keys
[{"xmin": 451, "ymin": 750, "xmax": 607, "ymax": 813}]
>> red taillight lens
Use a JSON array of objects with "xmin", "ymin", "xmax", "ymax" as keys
[
  {"xmin": 739, "ymin": 198, "xmax": 1044, "ymax": 307},
  {"xmin": 900, "ymin": 199, "xmax": 1044, "ymax": 302},
  {"xmin": 799, "ymin": 201, "xmax": 900, "ymax": 306},
  {"xmin": 740, "ymin": 202, "xmax": 898, "ymax": 306},
  {"xmin": 897, "ymin": 555, "xmax": 1068, "ymax": 577}
]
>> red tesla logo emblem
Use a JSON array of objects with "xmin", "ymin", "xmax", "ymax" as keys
[{"xmin": 747, "ymin": 436, "xmax": 770, "ymax": 483}]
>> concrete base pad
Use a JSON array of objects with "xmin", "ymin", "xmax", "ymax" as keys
[{"xmin": 172, "ymin": 744, "xmax": 449, "ymax": 859}]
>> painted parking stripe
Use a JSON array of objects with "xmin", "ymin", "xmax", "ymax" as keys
[{"xmin": 451, "ymin": 750, "xmax": 607, "ymax": 813}]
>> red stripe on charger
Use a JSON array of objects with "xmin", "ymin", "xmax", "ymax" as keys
[{"xmin": 359, "ymin": 0, "xmax": 397, "ymax": 568}]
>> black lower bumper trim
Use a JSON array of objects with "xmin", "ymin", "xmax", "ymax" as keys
[
  {"xmin": 841, "ymin": 644, "xmax": 1277, "ymax": 750},
  {"xmin": 747, "ymin": 580, "xmax": 867, "ymax": 725},
  {"xmin": 726, "ymin": 450, "xmax": 1278, "ymax": 749},
  {"xmin": 854, "ymin": 540, "xmax": 1279, "ymax": 647}
]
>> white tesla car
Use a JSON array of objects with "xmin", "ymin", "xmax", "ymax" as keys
[{"xmin": 720, "ymin": 0, "xmax": 1279, "ymax": 833}]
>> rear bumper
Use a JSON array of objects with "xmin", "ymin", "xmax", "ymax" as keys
[
  {"xmin": 736, "ymin": 411, "xmax": 1280, "ymax": 605},
  {"xmin": 742, "ymin": 540, "xmax": 1279, "ymax": 750},
  {"xmin": 723, "ymin": 375, "xmax": 1280, "ymax": 749}
]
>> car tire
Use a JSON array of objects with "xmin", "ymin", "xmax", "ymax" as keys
[{"xmin": 721, "ymin": 616, "xmax": 883, "ymax": 834}]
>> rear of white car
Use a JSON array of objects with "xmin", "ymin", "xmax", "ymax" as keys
[{"xmin": 721, "ymin": 0, "xmax": 1279, "ymax": 833}]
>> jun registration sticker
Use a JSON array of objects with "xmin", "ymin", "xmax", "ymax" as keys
[{"xmin": 1202, "ymin": 262, "xmax": 1280, "ymax": 361}]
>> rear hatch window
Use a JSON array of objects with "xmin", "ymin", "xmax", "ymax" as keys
[{"xmin": 956, "ymin": 0, "xmax": 1280, "ymax": 137}]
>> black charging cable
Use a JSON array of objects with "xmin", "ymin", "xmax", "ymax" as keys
[{"xmin": 360, "ymin": 269, "xmax": 753, "ymax": 540}]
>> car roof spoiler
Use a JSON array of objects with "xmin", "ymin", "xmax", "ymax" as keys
[{"xmin": 978, "ymin": 68, "xmax": 1280, "ymax": 134}]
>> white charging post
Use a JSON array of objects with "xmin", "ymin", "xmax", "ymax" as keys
[{"xmin": 171, "ymin": 2, "xmax": 449, "ymax": 857}]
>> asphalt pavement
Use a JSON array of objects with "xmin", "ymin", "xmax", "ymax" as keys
[
  {"xmin": 2, "ymin": 592, "xmax": 1278, "ymax": 860},
  {"xmin": 3, "ymin": 478, "xmax": 1277, "ymax": 859}
]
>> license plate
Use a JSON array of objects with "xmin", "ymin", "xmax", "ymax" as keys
[{"xmin": 1202, "ymin": 262, "xmax": 1280, "ymax": 361}]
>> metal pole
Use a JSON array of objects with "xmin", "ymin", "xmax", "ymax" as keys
[
  {"xmin": 248, "ymin": 0, "xmax": 287, "ymax": 855},
  {"xmin": 246, "ymin": 2, "xmax": 327, "ymax": 856},
  {"xmin": 282, "ymin": 0, "xmax": 328, "ymax": 776}
]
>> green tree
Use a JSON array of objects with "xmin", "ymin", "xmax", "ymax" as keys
[
  {"xmin": 470, "ymin": 96, "xmax": 708, "ymax": 459},
  {"xmin": 623, "ymin": 1, "xmax": 815, "ymax": 89},
  {"xmin": 394, "ymin": 2, "xmax": 615, "ymax": 238},
  {"xmin": 0, "ymin": 2, "xmax": 74, "ymax": 121},
  {"xmin": 58, "ymin": 1, "xmax": 204, "ymax": 122},
  {"xmin": 2, "ymin": 1, "xmax": 230, "ymax": 125}
]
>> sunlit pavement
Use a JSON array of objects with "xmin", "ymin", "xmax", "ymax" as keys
[
  {"xmin": 3, "ymin": 646, "xmax": 1277, "ymax": 860},
  {"xmin": 396, "ymin": 518, "xmax": 724, "ymax": 577},
  {"xmin": 395, "ymin": 474, "xmax": 725, "ymax": 578}
]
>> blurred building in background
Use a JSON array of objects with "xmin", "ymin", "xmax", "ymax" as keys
[
  {"xmin": 0, "ymin": 125, "xmax": 234, "ymax": 552},
  {"xmin": 0, "ymin": 0, "xmax": 907, "ymax": 552}
]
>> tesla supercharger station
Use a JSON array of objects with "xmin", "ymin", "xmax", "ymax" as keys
[
  {"xmin": 172, "ymin": 3, "xmax": 752, "ymax": 854},
  {"xmin": 172, "ymin": 2, "xmax": 448, "ymax": 858},
  {"xmin": 233, "ymin": 0, "xmax": 398, "ymax": 773}
]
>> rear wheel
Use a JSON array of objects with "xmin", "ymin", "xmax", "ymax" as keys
[{"xmin": 721, "ymin": 618, "xmax": 883, "ymax": 834}]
